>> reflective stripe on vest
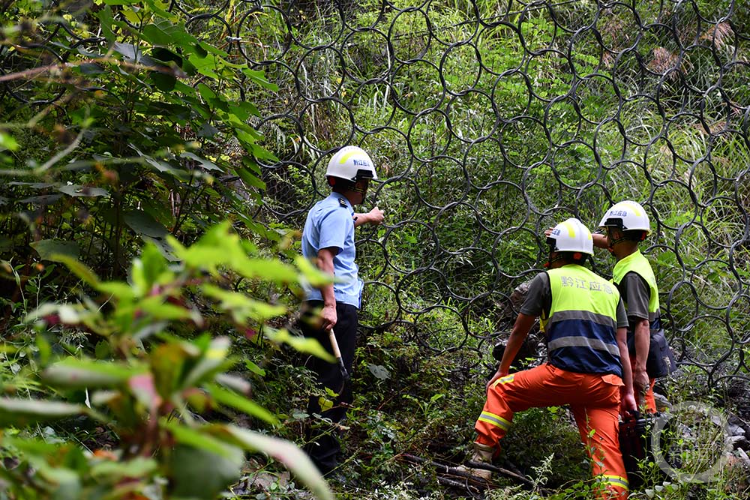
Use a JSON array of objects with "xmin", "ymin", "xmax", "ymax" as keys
[
  {"xmin": 545, "ymin": 265, "xmax": 623, "ymax": 377},
  {"xmin": 611, "ymin": 249, "xmax": 662, "ymax": 328}
]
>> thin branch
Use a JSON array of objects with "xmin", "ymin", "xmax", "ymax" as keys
[{"xmin": 34, "ymin": 128, "xmax": 85, "ymax": 174}]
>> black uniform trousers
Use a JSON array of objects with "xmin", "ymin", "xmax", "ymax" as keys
[{"xmin": 300, "ymin": 300, "xmax": 358, "ymax": 474}]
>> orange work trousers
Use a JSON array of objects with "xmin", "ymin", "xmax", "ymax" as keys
[
  {"xmin": 475, "ymin": 363, "xmax": 629, "ymax": 498},
  {"xmin": 629, "ymin": 355, "xmax": 656, "ymax": 413}
]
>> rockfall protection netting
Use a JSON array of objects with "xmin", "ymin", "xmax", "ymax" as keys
[{"xmin": 3, "ymin": 1, "xmax": 750, "ymax": 395}]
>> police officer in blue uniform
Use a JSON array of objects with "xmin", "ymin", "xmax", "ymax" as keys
[{"xmin": 300, "ymin": 146, "xmax": 384, "ymax": 475}]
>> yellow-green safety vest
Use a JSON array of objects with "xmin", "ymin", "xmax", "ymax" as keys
[
  {"xmin": 612, "ymin": 249, "xmax": 662, "ymax": 330},
  {"xmin": 542, "ymin": 264, "xmax": 623, "ymax": 377}
]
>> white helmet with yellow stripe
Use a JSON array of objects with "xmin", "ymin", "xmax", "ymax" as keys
[
  {"xmin": 547, "ymin": 218, "xmax": 594, "ymax": 255},
  {"xmin": 326, "ymin": 146, "xmax": 377, "ymax": 182},
  {"xmin": 599, "ymin": 200, "xmax": 651, "ymax": 235}
]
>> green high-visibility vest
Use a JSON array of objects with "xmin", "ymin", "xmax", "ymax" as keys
[
  {"xmin": 612, "ymin": 249, "xmax": 659, "ymax": 323},
  {"xmin": 611, "ymin": 249, "xmax": 677, "ymax": 378}
]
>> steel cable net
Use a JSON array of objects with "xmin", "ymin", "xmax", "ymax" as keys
[{"xmin": 5, "ymin": 0, "xmax": 750, "ymax": 394}]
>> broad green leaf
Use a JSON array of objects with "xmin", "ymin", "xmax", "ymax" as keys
[
  {"xmin": 112, "ymin": 42, "xmax": 141, "ymax": 62},
  {"xmin": 295, "ymin": 255, "xmax": 335, "ymax": 287},
  {"xmin": 181, "ymin": 336, "xmax": 232, "ymax": 388},
  {"xmin": 96, "ymin": 281, "xmax": 136, "ymax": 300},
  {"xmin": 124, "ymin": 210, "xmax": 169, "ymax": 238},
  {"xmin": 0, "ymin": 398, "xmax": 86, "ymax": 426},
  {"xmin": 201, "ymin": 284, "xmax": 286, "ymax": 323},
  {"xmin": 131, "ymin": 242, "xmax": 171, "ymax": 294},
  {"xmin": 151, "ymin": 342, "xmax": 192, "ymax": 398},
  {"xmin": 209, "ymin": 425, "xmax": 333, "ymax": 500},
  {"xmin": 237, "ymin": 164, "xmax": 266, "ymax": 189},
  {"xmin": 233, "ymin": 258, "xmax": 298, "ymax": 283},
  {"xmin": 215, "ymin": 373, "xmax": 253, "ymax": 394},
  {"xmin": 138, "ymin": 296, "xmax": 194, "ymax": 321},
  {"xmin": 205, "ymin": 384, "xmax": 278, "ymax": 425},
  {"xmin": 160, "ymin": 419, "xmax": 238, "ymax": 458},
  {"xmin": 368, "ymin": 364, "xmax": 391, "ymax": 381},
  {"xmin": 142, "ymin": 23, "xmax": 171, "ymax": 46},
  {"xmin": 168, "ymin": 444, "xmax": 244, "ymax": 500},
  {"xmin": 40, "ymin": 467, "xmax": 82, "ymax": 500},
  {"xmin": 188, "ymin": 53, "xmax": 219, "ymax": 79},
  {"xmin": 43, "ymin": 358, "xmax": 146, "ymax": 389},
  {"xmin": 264, "ymin": 328, "xmax": 334, "ymax": 363},
  {"xmin": 241, "ymin": 67, "xmax": 279, "ymax": 91},
  {"xmin": 30, "ymin": 240, "xmax": 80, "ymax": 262},
  {"xmin": 244, "ymin": 360, "xmax": 266, "ymax": 377},
  {"xmin": 94, "ymin": 340, "xmax": 111, "ymax": 359},
  {"xmin": 57, "ymin": 185, "xmax": 110, "ymax": 198},
  {"xmin": 91, "ymin": 456, "xmax": 157, "ymax": 480},
  {"xmin": 53, "ymin": 255, "xmax": 100, "ymax": 287},
  {"xmin": 151, "ymin": 71, "xmax": 176, "ymax": 91},
  {"xmin": 180, "ymin": 151, "xmax": 222, "ymax": 171},
  {"xmin": 0, "ymin": 132, "xmax": 19, "ymax": 151}
]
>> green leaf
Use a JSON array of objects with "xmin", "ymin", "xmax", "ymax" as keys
[
  {"xmin": 124, "ymin": 210, "xmax": 169, "ymax": 238},
  {"xmin": 368, "ymin": 364, "xmax": 391, "ymax": 381},
  {"xmin": 295, "ymin": 255, "xmax": 335, "ymax": 287},
  {"xmin": 0, "ymin": 398, "xmax": 86, "ymax": 426},
  {"xmin": 188, "ymin": 53, "xmax": 220, "ymax": 79},
  {"xmin": 205, "ymin": 384, "xmax": 278, "ymax": 425},
  {"xmin": 201, "ymin": 284, "xmax": 286, "ymax": 323},
  {"xmin": 241, "ymin": 67, "xmax": 279, "ymax": 91},
  {"xmin": 0, "ymin": 132, "xmax": 19, "ymax": 152},
  {"xmin": 180, "ymin": 151, "xmax": 222, "ymax": 171},
  {"xmin": 96, "ymin": 281, "xmax": 136, "ymax": 300},
  {"xmin": 57, "ymin": 185, "xmax": 110, "ymax": 198},
  {"xmin": 43, "ymin": 358, "xmax": 146, "ymax": 389},
  {"xmin": 244, "ymin": 360, "xmax": 266, "ymax": 377},
  {"xmin": 95, "ymin": 6, "xmax": 117, "ymax": 42},
  {"xmin": 182, "ymin": 336, "xmax": 232, "ymax": 388},
  {"xmin": 209, "ymin": 425, "xmax": 334, "ymax": 500},
  {"xmin": 160, "ymin": 419, "xmax": 239, "ymax": 459},
  {"xmin": 131, "ymin": 242, "xmax": 171, "ymax": 294},
  {"xmin": 91, "ymin": 457, "xmax": 157, "ymax": 480},
  {"xmin": 237, "ymin": 164, "xmax": 266, "ymax": 189},
  {"xmin": 142, "ymin": 23, "xmax": 172, "ymax": 46},
  {"xmin": 215, "ymin": 373, "xmax": 253, "ymax": 394},
  {"xmin": 138, "ymin": 296, "xmax": 194, "ymax": 321},
  {"xmin": 234, "ymin": 258, "xmax": 298, "ymax": 283},
  {"xmin": 168, "ymin": 443, "xmax": 244, "ymax": 500},
  {"xmin": 264, "ymin": 328, "xmax": 334, "ymax": 363},
  {"xmin": 151, "ymin": 71, "xmax": 176, "ymax": 91},
  {"xmin": 95, "ymin": 341, "xmax": 111, "ymax": 360},
  {"xmin": 53, "ymin": 255, "xmax": 100, "ymax": 287},
  {"xmin": 150, "ymin": 342, "xmax": 193, "ymax": 398},
  {"xmin": 30, "ymin": 240, "xmax": 80, "ymax": 262}
]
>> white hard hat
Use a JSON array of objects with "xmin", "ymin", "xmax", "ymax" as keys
[
  {"xmin": 599, "ymin": 200, "xmax": 651, "ymax": 235},
  {"xmin": 325, "ymin": 146, "xmax": 377, "ymax": 182},
  {"xmin": 547, "ymin": 218, "xmax": 594, "ymax": 255}
]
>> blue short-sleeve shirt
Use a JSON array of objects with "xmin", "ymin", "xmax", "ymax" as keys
[{"xmin": 301, "ymin": 193, "xmax": 362, "ymax": 308}]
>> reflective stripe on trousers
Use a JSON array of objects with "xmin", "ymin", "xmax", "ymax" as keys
[{"xmin": 474, "ymin": 363, "xmax": 629, "ymax": 499}]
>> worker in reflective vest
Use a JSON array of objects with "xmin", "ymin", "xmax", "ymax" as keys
[
  {"xmin": 596, "ymin": 201, "xmax": 675, "ymax": 413},
  {"xmin": 464, "ymin": 218, "xmax": 636, "ymax": 499}
]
